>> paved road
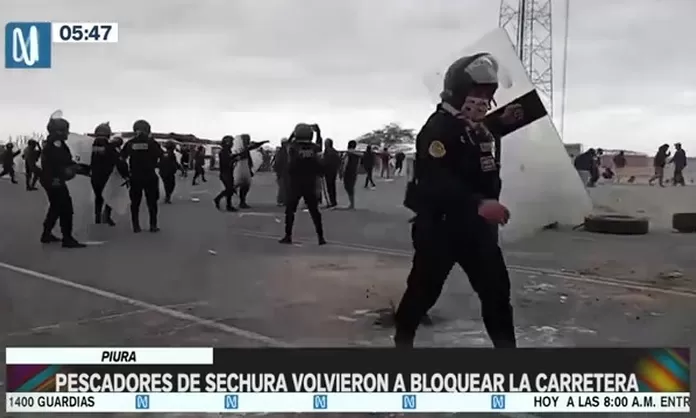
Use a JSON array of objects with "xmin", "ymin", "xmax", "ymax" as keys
[{"xmin": 1, "ymin": 173, "xmax": 693, "ymax": 417}]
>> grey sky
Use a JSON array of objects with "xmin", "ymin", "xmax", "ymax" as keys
[{"xmin": 1, "ymin": 0, "xmax": 694, "ymax": 153}]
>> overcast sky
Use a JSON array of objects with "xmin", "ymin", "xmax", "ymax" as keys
[{"xmin": 1, "ymin": 0, "xmax": 694, "ymax": 153}]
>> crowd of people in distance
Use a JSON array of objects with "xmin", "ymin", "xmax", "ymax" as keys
[{"xmin": 572, "ymin": 143, "xmax": 688, "ymax": 188}]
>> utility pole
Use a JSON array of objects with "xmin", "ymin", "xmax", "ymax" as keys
[{"xmin": 498, "ymin": 0, "xmax": 554, "ymax": 118}]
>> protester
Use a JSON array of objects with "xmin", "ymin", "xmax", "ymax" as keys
[
  {"xmin": 648, "ymin": 144, "xmax": 670, "ymax": 187},
  {"xmin": 322, "ymin": 138, "xmax": 341, "ymax": 208},
  {"xmin": 670, "ymin": 143, "xmax": 687, "ymax": 186},
  {"xmin": 379, "ymin": 147, "xmax": 390, "ymax": 179},
  {"xmin": 612, "ymin": 150, "xmax": 627, "ymax": 183},
  {"xmin": 362, "ymin": 146, "xmax": 376, "ymax": 189}
]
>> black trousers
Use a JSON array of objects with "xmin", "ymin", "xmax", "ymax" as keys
[
  {"xmin": 91, "ymin": 174, "xmax": 112, "ymax": 222},
  {"xmin": 324, "ymin": 170, "xmax": 338, "ymax": 206},
  {"xmin": 215, "ymin": 173, "xmax": 235, "ymax": 208},
  {"xmin": 129, "ymin": 175, "xmax": 159, "ymax": 229},
  {"xmin": 0, "ymin": 165, "xmax": 16, "ymax": 182},
  {"xmin": 395, "ymin": 217, "xmax": 516, "ymax": 348},
  {"xmin": 364, "ymin": 167, "xmax": 375, "ymax": 187},
  {"xmin": 25, "ymin": 163, "xmax": 39, "ymax": 188},
  {"xmin": 41, "ymin": 182, "xmax": 74, "ymax": 240},
  {"xmin": 192, "ymin": 166, "xmax": 206, "ymax": 183},
  {"xmin": 284, "ymin": 179, "xmax": 323, "ymax": 238},
  {"xmin": 160, "ymin": 173, "xmax": 176, "ymax": 201},
  {"xmin": 238, "ymin": 183, "xmax": 250, "ymax": 206}
]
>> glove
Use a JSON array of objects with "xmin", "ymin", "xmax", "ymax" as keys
[{"xmin": 478, "ymin": 200, "xmax": 510, "ymax": 225}]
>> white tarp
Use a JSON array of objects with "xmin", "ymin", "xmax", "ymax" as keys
[{"xmin": 423, "ymin": 28, "xmax": 592, "ymax": 243}]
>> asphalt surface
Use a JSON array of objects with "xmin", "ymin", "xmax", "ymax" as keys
[{"xmin": 1, "ymin": 172, "xmax": 694, "ymax": 418}]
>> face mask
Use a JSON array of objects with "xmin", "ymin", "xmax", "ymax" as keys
[{"xmin": 461, "ymin": 96, "xmax": 491, "ymax": 121}]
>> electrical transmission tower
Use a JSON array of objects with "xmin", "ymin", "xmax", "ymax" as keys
[{"xmin": 498, "ymin": 0, "xmax": 554, "ymax": 117}]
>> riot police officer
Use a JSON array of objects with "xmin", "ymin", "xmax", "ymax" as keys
[
  {"xmin": 39, "ymin": 117, "xmax": 86, "ymax": 248},
  {"xmin": 159, "ymin": 141, "xmax": 181, "ymax": 204},
  {"xmin": 90, "ymin": 122, "xmax": 120, "ymax": 225},
  {"xmin": 279, "ymin": 123, "xmax": 326, "ymax": 245},
  {"xmin": 121, "ymin": 120, "xmax": 163, "ymax": 233},
  {"xmin": 23, "ymin": 139, "xmax": 41, "ymax": 190},
  {"xmin": 213, "ymin": 135, "xmax": 237, "ymax": 211},
  {"xmin": 395, "ymin": 53, "xmax": 516, "ymax": 348}
]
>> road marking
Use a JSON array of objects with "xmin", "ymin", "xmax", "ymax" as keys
[
  {"xmin": 0, "ymin": 261, "xmax": 292, "ymax": 348},
  {"xmin": 232, "ymin": 228, "xmax": 696, "ymax": 299},
  {"xmin": 4, "ymin": 301, "xmax": 209, "ymax": 337}
]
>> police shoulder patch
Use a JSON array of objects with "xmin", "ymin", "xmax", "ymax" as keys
[{"xmin": 428, "ymin": 140, "xmax": 446, "ymax": 158}]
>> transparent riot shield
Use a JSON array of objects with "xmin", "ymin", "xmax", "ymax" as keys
[{"xmin": 423, "ymin": 29, "xmax": 592, "ymax": 243}]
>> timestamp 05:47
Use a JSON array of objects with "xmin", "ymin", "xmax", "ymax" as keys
[{"xmin": 51, "ymin": 22, "xmax": 119, "ymax": 43}]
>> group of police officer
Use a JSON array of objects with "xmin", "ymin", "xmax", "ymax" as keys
[{"xmin": 30, "ymin": 53, "xmax": 522, "ymax": 348}]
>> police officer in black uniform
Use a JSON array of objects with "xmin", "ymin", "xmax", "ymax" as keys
[
  {"xmin": 159, "ymin": 141, "xmax": 181, "ymax": 204},
  {"xmin": 279, "ymin": 123, "xmax": 326, "ymax": 245},
  {"xmin": 90, "ymin": 122, "xmax": 122, "ymax": 226},
  {"xmin": 395, "ymin": 53, "xmax": 516, "ymax": 348},
  {"xmin": 39, "ymin": 117, "xmax": 87, "ymax": 248},
  {"xmin": 213, "ymin": 135, "xmax": 237, "ymax": 212},
  {"xmin": 121, "ymin": 120, "xmax": 163, "ymax": 233},
  {"xmin": 23, "ymin": 139, "xmax": 41, "ymax": 190}
]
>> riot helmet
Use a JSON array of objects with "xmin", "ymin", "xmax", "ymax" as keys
[
  {"xmin": 47, "ymin": 117, "xmax": 70, "ymax": 139},
  {"xmin": 94, "ymin": 122, "xmax": 112, "ymax": 137},
  {"xmin": 221, "ymin": 135, "xmax": 234, "ymax": 146},
  {"xmin": 292, "ymin": 123, "xmax": 314, "ymax": 142},
  {"xmin": 133, "ymin": 119, "xmax": 152, "ymax": 137},
  {"xmin": 441, "ymin": 53, "xmax": 508, "ymax": 121}
]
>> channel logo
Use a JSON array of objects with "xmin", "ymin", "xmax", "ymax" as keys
[{"xmin": 5, "ymin": 22, "xmax": 52, "ymax": 69}]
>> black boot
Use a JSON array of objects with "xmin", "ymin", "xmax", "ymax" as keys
[
  {"xmin": 280, "ymin": 212, "xmax": 294, "ymax": 244},
  {"xmin": 103, "ymin": 206, "xmax": 116, "ymax": 226},
  {"xmin": 59, "ymin": 216, "xmax": 86, "ymax": 248},
  {"xmin": 40, "ymin": 231, "xmax": 61, "ymax": 243},
  {"xmin": 62, "ymin": 237, "xmax": 87, "ymax": 248},
  {"xmin": 149, "ymin": 209, "xmax": 159, "ymax": 232}
]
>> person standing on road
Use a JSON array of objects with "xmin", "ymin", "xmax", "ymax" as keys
[
  {"xmin": 279, "ymin": 123, "xmax": 326, "ymax": 245},
  {"xmin": 670, "ymin": 143, "xmax": 686, "ymax": 186},
  {"xmin": 90, "ymin": 122, "xmax": 122, "ymax": 226},
  {"xmin": 0, "ymin": 143, "xmax": 20, "ymax": 184},
  {"xmin": 612, "ymin": 150, "xmax": 627, "ymax": 183},
  {"xmin": 192, "ymin": 145, "xmax": 207, "ymax": 185},
  {"xmin": 379, "ymin": 147, "xmax": 391, "ymax": 179},
  {"xmin": 394, "ymin": 151, "xmax": 405, "ymax": 176},
  {"xmin": 159, "ymin": 141, "xmax": 182, "ymax": 204},
  {"xmin": 39, "ymin": 117, "xmax": 87, "ymax": 248},
  {"xmin": 121, "ymin": 119, "xmax": 162, "ymax": 233},
  {"xmin": 395, "ymin": 53, "xmax": 517, "ymax": 348},
  {"xmin": 179, "ymin": 146, "xmax": 190, "ymax": 178},
  {"xmin": 648, "ymin": 144, "xmax": 670, "ymax": 187},
  {"xmin": 22, "ymin": 140, "xmax": 41, "ymax": 190},
  {"xmin": 322, "ymin": 138, "xmax": 341, "ymax": 208},
  {"xmin": 340, "ymin": 140, "xmax": 361, "ymax": 210},
  {"xmin": 362, "ymin": 146, "xmax": 376, "ymax": 189},
  {"xmin": 213, "ymin": 135, "xmax": 238, "ymax": 211}
]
